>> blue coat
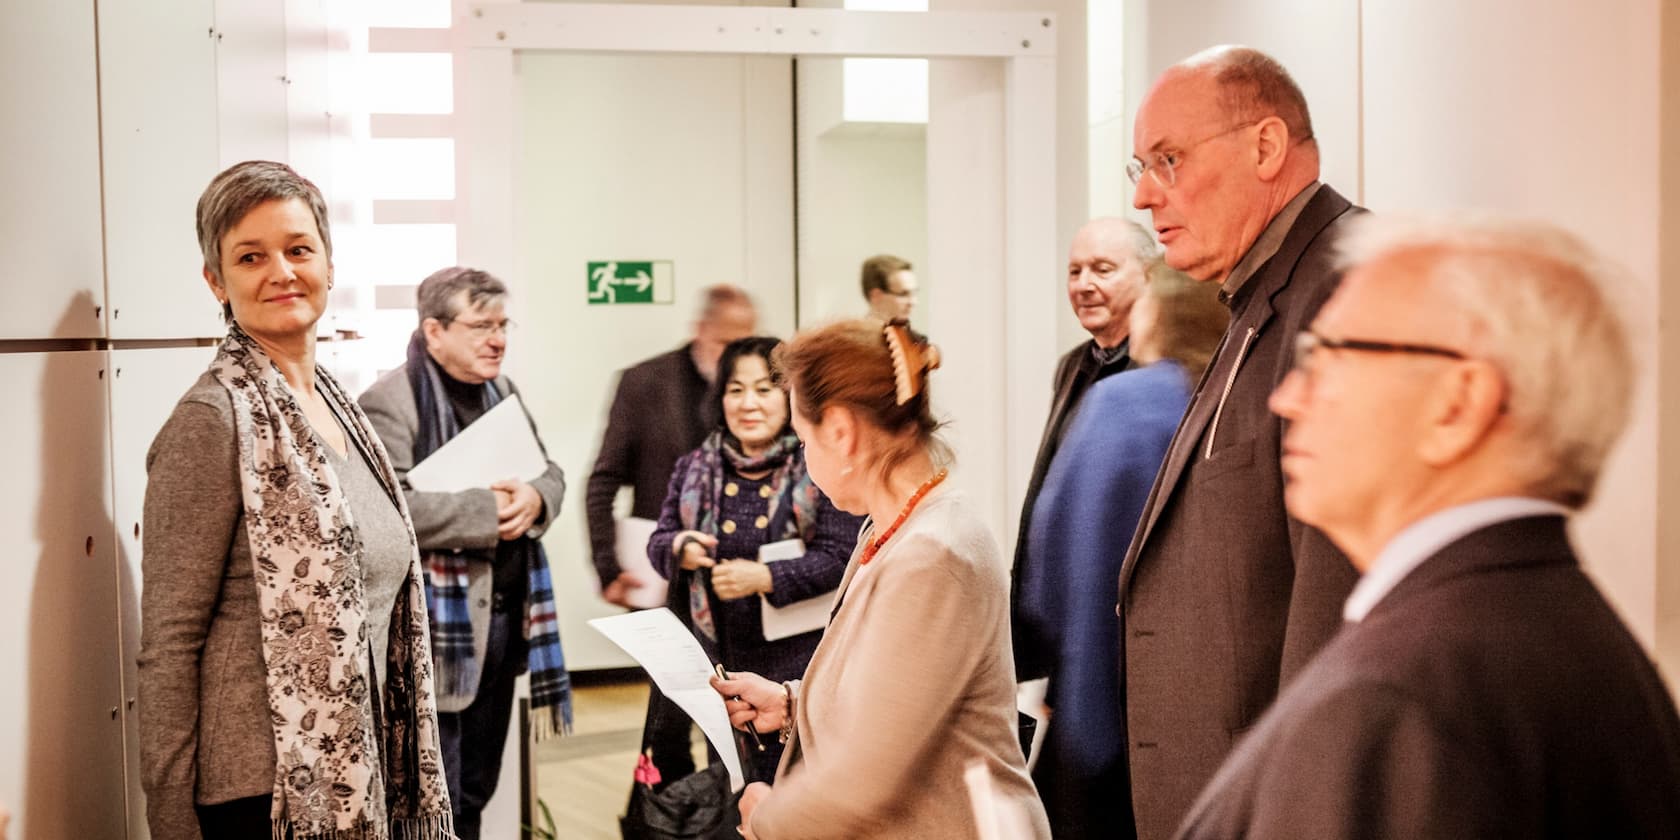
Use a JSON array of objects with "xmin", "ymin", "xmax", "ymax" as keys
[{"xmin": 1021, "ymin": 360, "xmax": 1190, "ymax": 776}]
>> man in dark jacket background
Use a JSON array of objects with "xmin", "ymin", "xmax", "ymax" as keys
[
  {"xmin": 1011, "ymin": 217, "xmax": 1156, "ymax": 683},
  {"xmin": 585, "ymin": 284, "xmax": 754, "ymax": 783}
]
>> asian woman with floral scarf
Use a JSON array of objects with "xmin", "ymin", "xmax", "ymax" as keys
[{"xmin": 647, "ymin": 336, "xmax": 863, "ymax": 784}]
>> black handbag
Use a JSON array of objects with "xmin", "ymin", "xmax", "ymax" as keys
[{"xmin": 620, "ymin": 759, "xmax": 741, "ymax": 840}]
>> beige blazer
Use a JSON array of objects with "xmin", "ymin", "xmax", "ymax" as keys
[{"xmin": 749, "ymin": 489, "xmax": 1051, "ymax": 839}]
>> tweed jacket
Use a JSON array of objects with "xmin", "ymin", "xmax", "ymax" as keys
[
  {"xmin": 585, "ymin": 345, "xmax": 711, "ymax": 587},
  {"xmin": 358, "ymin": 364, "xmax": 565, "ymax": 710},
  {"xmin": 1177, "ymin": 516, "xmax": 1680, "ymax": 839},
  {"xmin": 749, "ymin": 490, "xmax": 1052, "ymax": 839},
  {"xmin": 1116, "ymin": 185, "xmax": 1365, "ymax": 840},
  {"xmin": 1011, "ymin": 339, "xmax": 1132, "ymax": 681}
]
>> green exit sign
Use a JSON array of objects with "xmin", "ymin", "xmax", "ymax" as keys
[{"xmin": 587, "ymin": 260, "xmax": 675, "ymax": 305}]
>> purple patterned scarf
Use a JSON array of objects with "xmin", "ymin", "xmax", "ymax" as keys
[{"xmin": 674, "ymin": 429, "xmax": 820, "ymax": 641}]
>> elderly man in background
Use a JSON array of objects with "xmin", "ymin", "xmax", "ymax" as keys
[
  {"xmin": 359, "ymin": 266, "xmax": 571, "ymax": 840},
  {"xmin": 859, "ymin": 254, "xmax": 917, "ymax": 322},
  {"xmin": 1117, "ymin": 45, "xmax": 1363, "ymax": 838},
  {"xmin": 586, "ymin": 284, "xmax": 755, "ymax": 784},
  {"xmin": 1011, "ymin": 217, "xmax": 1153, "ymax": 683},
  {"xmin": 1178, "ymin": 215, "xmax": 1680, "ymax": 838}
]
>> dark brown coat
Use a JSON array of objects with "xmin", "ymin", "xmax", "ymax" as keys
[
  {"xmin": 1176, "ymin": 516, "xmax": 1680, "ymax": 839},
  {"xmin": 1116, "ymin": 185, "xmax": 1364, "ymax": 840},
  {"xmin": 584, "ymin": 344, "xmax": 711, "ymax": 586}
]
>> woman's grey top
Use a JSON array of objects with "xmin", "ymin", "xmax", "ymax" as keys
[
  {"xmin": 138, "ymin": 370, "xmax": 411, "ymax": 839},
  {"xmin": 315, "ymin": 407, "xmax": 412, "ymax": 692}
]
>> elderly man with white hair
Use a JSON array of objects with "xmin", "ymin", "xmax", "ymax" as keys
[{"xmin": 1174, "ymin": 215, "xmax": 1680, "ymax": 839}]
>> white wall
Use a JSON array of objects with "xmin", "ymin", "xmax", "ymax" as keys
[
  {"xmin": 795, "ymin": 55, "xmax": 930, "ymax": 327},
  {"xmin": 509, "ymin": 49, "xmax": 796, "ymax": 670},
  {"xmin": 1360, "ymin": 0, "xmax": 1667, "ymax": 667}
]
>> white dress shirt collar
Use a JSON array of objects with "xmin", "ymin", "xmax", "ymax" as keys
[{"xmin": 1343, "ymin": 497, "xmax": 1572, "ymax": 622}]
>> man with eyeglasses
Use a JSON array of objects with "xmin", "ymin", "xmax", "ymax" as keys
[
  {"xmin": 360, "ymin": 266, "xmax": 570, "ymax": 840},
  {"xmin": 860, "ymin": 253, "xmax": 918, "ymax": 322},
  {"xmin": 1176, "ymin": 214, "xmax": 1680, "ymax": 839},
  {"xmin": 1114, "ymin": 46, "xmax": 1364, "ymax": 840}
]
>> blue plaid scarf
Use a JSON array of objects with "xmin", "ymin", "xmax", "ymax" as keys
[{"xmin": 406, "ymin": 330, "xmax": 572, "ymax": 739}]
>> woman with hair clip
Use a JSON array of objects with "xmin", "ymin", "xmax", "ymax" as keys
[
  {"xmin": 710, "ymin": 321, "xmax": 1051, "ymax": 840},
  {"xmin": 648, "ymin": 335, "xmax": 863, "ymax": 784}
]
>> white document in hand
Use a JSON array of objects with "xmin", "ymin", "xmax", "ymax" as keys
[
  {"xmin": 405, "ymin": 394, "xmax": 548, "ymax": 493},
  {"xmin": 613, "ymin": 517, "xmax": 669, "ymax": 610},
  {"xmin": 758, "ymin": 538, "xmax": 834, "ymax": 641},
  {"xmin": 587, "ymin": 608, "xmax": 746, "ymax": 791}
]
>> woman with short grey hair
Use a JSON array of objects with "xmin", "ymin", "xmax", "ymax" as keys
[{"xmin": 138, "ymin": 160, "xmax": 454, "ymax": 840}]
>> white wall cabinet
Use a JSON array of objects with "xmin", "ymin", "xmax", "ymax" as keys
[
  {"xmin": 0, "ymin": 351, "xmax": 127, "ymax": 840},
  {"xmin": 98, "ymin": 0, "xmax": 225, "ymax": 340},
  {"xmin": 1, "ymin": 0, "xmax": 106, "ymax": 339}
]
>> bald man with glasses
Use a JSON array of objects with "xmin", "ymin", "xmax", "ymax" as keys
[{"xmin": 1114, "ymin": 45, "xmax": 1366, "ymax": 839}]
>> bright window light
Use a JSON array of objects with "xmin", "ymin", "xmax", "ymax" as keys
[
  {"xmin": 334, "ymin": 224, "xmax": 459, "ymax": 291},
  {"xmin": 363, "ymin": 138, "xmax": 455, "ymax": 200},
  {"xmin": 364, "ymin": 53, "xmax": 453, "ymax": 115},
  {"xmin": 845, "ymin": 0, "xmax": 926, "ymax": 10},
  {"xmin": 840, "ymin": 0, "xmax": 928, "ymax": 124},
  {"xmin": 842, "ymin": 59, "xmax": 928, "ymax": 123},
  {"xmin": 365, "ymin": 0, "xmax": 451, "ymax": 28}
]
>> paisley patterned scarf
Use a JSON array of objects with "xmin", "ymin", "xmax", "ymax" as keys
[
  {"xmin": 674, "ymin": 429, "xmax": 821, "ymax": 641},
  {"xmin": 210, "ymin": 325, "xmax": 453, "ymax": 840}
]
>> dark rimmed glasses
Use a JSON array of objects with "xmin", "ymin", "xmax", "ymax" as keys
[{"xmin": 1292, "ymin": 329, "xmax": 1466, "ymax": 378}]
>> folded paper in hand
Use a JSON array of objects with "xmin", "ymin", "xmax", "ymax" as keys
[
  {"xmin": 759, "ymin": 538, "xmax": 834, "ymax": 641},
  {"xmin": 406, "ymin": 394, "xmax": 548, "ymax": 493}
]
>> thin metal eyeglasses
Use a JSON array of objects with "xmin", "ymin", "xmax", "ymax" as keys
[
  {"xmin": 1292, "ymin": 329, "xmax": 1465, "ymax": 378},
  {"xmin": 450, "ymin": 317, "xmax": 517, "ymax": 339},
  {"xmin": 1126, "ymin": 121, "xmax": 1260, "ymax": 188}
]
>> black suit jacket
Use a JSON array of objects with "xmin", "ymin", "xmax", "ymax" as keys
[
  {"xmin": 585, "ymin": 344, "xmax": 711, "ymax": 586},
  {"xmin": 1117, "ymin": 185, "xmax": 1364, "ymax": 840},
  {"xmin": 1177, "ymin": 515, "xmax": 1680, "ymax": 839},
  {"xmin": 1011, "ymin": 339, "xmax": 1132, "ymax": 681}
]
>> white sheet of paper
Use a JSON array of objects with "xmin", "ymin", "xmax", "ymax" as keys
[
  {"xmin": 587, "ymin": 608, "xmax": 745, "ymax": 791},
  {"xmin": 758, "ymin": 538, "xmax": 834, "ymax": 641},
  {"xmin": 405, "ymin": 394, "xmax": 548, "ymax": 493},
  {"xmin": 612, "ymin": 517, "xmax": 669, "ymax": 610}
]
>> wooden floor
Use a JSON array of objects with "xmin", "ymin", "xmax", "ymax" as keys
[{"xmin": 530, "ymin": 679, "xmax": 706, "ymax": 839}]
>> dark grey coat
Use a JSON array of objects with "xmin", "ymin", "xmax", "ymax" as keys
[
  {"xmin": 1116, "ymin": 185, "xmax": 1364, "ymax": 840},
  {"xmin": 1176, "ymin": 516, "xmax": 1680, "ymax": 839}
]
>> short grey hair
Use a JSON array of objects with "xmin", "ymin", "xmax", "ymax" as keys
[
  {"xmin": 1336, "ymin": 214, "xmax": 1635, "ymax": 508},
  {"xmin": 697, "ymin": 284, "xmax": 755, "ymax": 323},
  {"xmin": 1183, "ymin": 45, "xmax": 1315, "ymax": 145},
  {"xmin": 1114, "ymin": 218, "xmax": 1164, "ymax": 267},
  {"xmin": 417, "ymin": 266, "xmax": 507, "ymax": 324},
  {"xmin": 196, "ymin": 161, "xmax": 333, "ymax": 318}
]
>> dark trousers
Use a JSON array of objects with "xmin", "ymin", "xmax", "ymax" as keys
[
  {"xmin": 197, "ymin": 794, "xmax": 290, "ymax": 839},
  {"xmin": 438, "ymin": 608, "xmax": 523, "ymax": 840},
  {"xmin": 1032, "ymin": 724, "xmax": 1137, "ymax": 840}
]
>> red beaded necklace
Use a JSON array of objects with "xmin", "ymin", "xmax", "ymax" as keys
[{"xmin": 859, "ymin": 468, "xmax": 949, "ymax": 565}]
